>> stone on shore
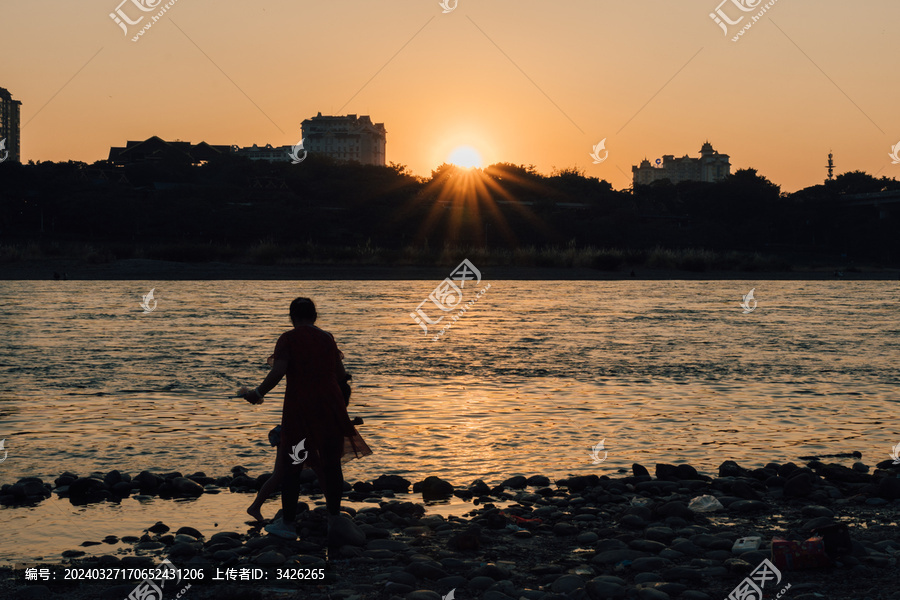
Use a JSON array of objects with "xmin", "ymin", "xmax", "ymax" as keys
[
  {"xmin": 373, "ymin": 474, "xmax": 412, "ymax": 492},
  {"xmin": 414, "ymin": 476, "xmax": 454, "ymax": 501}
]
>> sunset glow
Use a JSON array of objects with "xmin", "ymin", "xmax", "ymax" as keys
[{"xmin": 447, "ymin": 145, "xmax": 483, "ymax": 169}]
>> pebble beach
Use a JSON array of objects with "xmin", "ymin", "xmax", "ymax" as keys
[{"xmin": 3, "ymin": 454, "xmax": 899, "ymax": 600}]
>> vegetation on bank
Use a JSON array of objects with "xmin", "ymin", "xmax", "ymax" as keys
[
  {"xmin": 0, "ymin": 239, "xmax": 797, "ymax": 272},
  {"xmin": 0, "ymin": 155, "xmax": 897, "ymax": 270}
]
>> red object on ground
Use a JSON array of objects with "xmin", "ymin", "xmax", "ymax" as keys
[
  {"xmin": 771, "ymin": 536, "xmax": 830, "ymax": 570},
  {"xmin": 504, "ymin": 513, "xmax": 543, "ymax": 527}
]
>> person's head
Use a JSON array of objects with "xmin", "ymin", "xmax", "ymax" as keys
[{"xmin": 289, "ymin": 297, "xmax": 317, "ymax": 326}]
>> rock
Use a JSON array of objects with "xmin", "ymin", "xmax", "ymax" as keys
[
  {"xmin": 596, "ymin": 539, "xmax": 628, "ymax": 552},
  {"xmin": 592, "ymin": 549, "xmax": 648, "ymax": 564},
  {"xmin": 644, "ymin": 527, "xmax": 676, "ymax": 544},
  {"xmin": 620, "ymin": 514, "xmax": 647, "ymax": 529},
  {"xmin": 171, "ymin": 477, "xmax": 203, "ymax": 496},
  {"xmin": 168, "ymin": 542, "xmax": 200, "ymax": 558},
  {"xmin": 814, "ymin": 463, "xmax": 872, "ymax": 484},
  {"xmin": 724, "ymin": 558, "xmax": 753, "ymax": 574},
  {"xmin": 481, "ymin": 592, "xmax": 516, "ymax": 600},
  {"xmin": 414, "ymin": 476, "xmax": 454, "ymax": 501},
  {"xmin": 586, "ymin": 578, "xmax": 627, "ymax": 600},
  {"xmin": 55, "ymin": 472, "xmax": 78, "ymax": 487},
  {"xmin": 501, "ymin": 475, "xmax": 528, "ymax": 488},
  {"xmin": 405, "ymin": 591, "xmax": 441, "ymax": 600},
  {"xmin": 656, "ymin": 501, "xmax": 692, "ymax": 520},
  {"xmin": 655, "ymin": 464, "xmax": 679, "ymax": 480},
  {"xmin": 173, "ymin": 534, "xmax": 199, "ymax": 544},
  {"xmin": 551, "ymin": 574, "xmax": 585, "ymax": 594},
  {"xmin": 553, "ymin": 522, "xmax": 579, "ymax": 536},
  {"xmin": 877, "ymin": 477, "xmax": 900, "ymax": 500},
  {"xmin": 765, "ymin": 476, "xmax": 786, "ymax": 488},
  {"xmin": 784, "ymin": 473, "xmax": 814, "ymax": 498},
  {"xmin": 637, "ymin": 588, "xmax": 670, "ymax": 600},
  {"xmin": 852, "ymin": 461, "xmax": 869, "ymax": 473},
  {"xmin": 69, "ymin": 477, "xmax": 108, "ymax": 501},
  {"xmin": 388, "ymin": 571, "xmax": 418, "ymax": 586},
  {"xmin": 470, "ymin": 563, "xmax": 511, "ymax": 580},
  {"xmin": 675, "ymin": 464, "xmax": 702, "ymax": 480},
  {"xmin": 148, "ymin": 522, "xmax": 170, "ymax": 534},
  {"xmin": 718, "ymin": 461, "xmax": 747, "ymax": 478},
  {"xmin": 730, "ymin": 481, "xmax": 760, "ymax": 499},
  {"xmin": 670, "ymin": 541, "xmax": 703, "ymax": 556},
  {"xmin": 448, "ymin": 525, "xmax": 482, "ymax": 551},
  {"xmin": 801, "ymin": 505, "xmax": 834, "ymax": 518},
  {"xmin": 353, "ymin": 480, "xmax": 374, "ymax": 492},
  {"xmin": 631, "ymin": 557, "xmax": 670, "ymax": 572},
  {"xmin": 373, "ymin": 474, "xmax": 412, "ymax": 492},
  {"xmin": 801, "ymin": 516, "xmax": 835, "ymax": 532},
  {"xmin": 405, "ymin": 560, "xmax": 449, "ymax": 580},
  {"xmin": 136, "ymin": 471, "xmax": 160, "ymax": 492},
  {"xmin": 403, "ymin": 526, "xmax": 431, "ymax": 537},
  {"xmin": 111, "ymin": 481, "xmax": 133, "ymax": 496},
  {"xmin": 61, "ymin": 550, "xmax": 86, "ymax": 558},
  {"xmin": 17, "ymin": 586, "xmax": 52, "ymax": 599},
  {"xmin": 176, "ymin": 526, "xmax": 203, "ymax": 539},
  {"xmin": 329, "ymin": 514, "xmax": 366, "ymax": 547},
  {"xmin": 367, "ymin": 538, "xmax": 409, "ymax": 552},
  {"xmin": 662, "ymin": 566, "xmax": 703, "ymax": 582},
  {"xmin": 469, "ymin": 479, "xmax": 491, "ymax": 495},
  {"xmin": 629, "ymin": 540, "xmax": 666, "ymax": 553},
  {"xmin": 728, "ymin": 500, "xmax": 768, "ymax": 513},
  {"xmin": 577, "ymin": 532, "xmax": 600, "ymax": 545},
  {"xmin": 386, "ymin": 582, "xmax": 415, "ymax": 595},
  {"xmin": 557, "ymin": 475, "xmax": 600, "ymax": 491},
  {"xmin": 469, "ymin": 576, "xmax": 496, "ymax": 590},
  {"xmin": 383, "ymin": 501, "xmax": 425, "ymax": 518},
  {"xmin": 527, "ymin": 475, "xmax": 551, "ymax": 486},
  {"xmin": 632, "ymin": 463, "xmax": 651, "ymax": 478}
]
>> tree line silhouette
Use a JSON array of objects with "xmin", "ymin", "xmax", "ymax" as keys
[{"xmin": 1, "ymin": 155, "xmax": 897, "ymax": 268}]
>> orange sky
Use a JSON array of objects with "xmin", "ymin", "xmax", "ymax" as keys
[{"xmin": 2, "ymin": 0, "xmax": 899, "ymax": 191}]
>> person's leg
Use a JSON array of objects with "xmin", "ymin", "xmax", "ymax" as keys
[
  {"xmin": 321, "ymin": 454, "xmax": 344, "ymax": 516},
  {"xmin": 247, "ymin": 450, "xmax": 285, "ymax": 521},
  {"xmin": 280, "ymin": 459, "xmax": 303, "ymax": 524}
]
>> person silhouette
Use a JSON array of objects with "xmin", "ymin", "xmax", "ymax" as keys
[{"xmin": 239, "ymin": 297, "xmax": 371, "ymax": 541}]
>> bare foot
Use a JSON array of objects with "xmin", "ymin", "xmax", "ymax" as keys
[{"xmin": 246, "ymin": 506, "xmax": 264, "ymax": 522}]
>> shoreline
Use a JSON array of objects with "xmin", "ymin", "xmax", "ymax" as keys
[
  {"xmin": 2, "ymin": 258, "xmax": 899, "ymax": 280},
  {"xmin": 3, "ymin": 458, "xmax": 899, "ymax": 600}
]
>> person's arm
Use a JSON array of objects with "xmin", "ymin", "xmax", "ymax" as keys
[{"xmin": 243, "ymin": 359, "xmax": 288, "ymax": 404}]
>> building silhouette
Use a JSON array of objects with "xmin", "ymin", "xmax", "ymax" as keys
[
  {"xmin": 108, "ymin": 136, "xmax": 231, "ymax": 166},
  {"xmin": 633, "ymin": 142, "xmax": 730, "ymax": 187},
  {"xmin": 0, "ymin": 87, "xmax": 22, "ymax": 164},
  {"xmin": 300, "ymin": 113, "xmax": 386, "ymax": 166},
  {"xmin": 233, "ymin": 143, "xmax": 295, "ymax": 162}
]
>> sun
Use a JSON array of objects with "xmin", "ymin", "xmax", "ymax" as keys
[{"xmin": 447, "ymin": 145, "xmax": 483, "ymax": 169}]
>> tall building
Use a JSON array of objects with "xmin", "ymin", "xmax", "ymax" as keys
[
  {"xmin": 300, "ymin": 113, "xmax": 386, "ymax": 166},
  {"xmin": 0, "ymin": 87, "xmax": 22, "ymax": 163},
  {"xmin": 633, "ymin": 141, "xmax": 730, "ymax": 187}
]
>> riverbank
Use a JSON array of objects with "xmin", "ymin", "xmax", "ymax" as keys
[
  {"xmin": 2, "ymin": 240, "xmax": 897, "ymax": 280},
  {"xmin": 3, "ymin": 457, "xmax": 899, "ymax": 600},
  {"xmin": 2, "ymin": 257, "xmax": 899, "ymax": 280}
]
